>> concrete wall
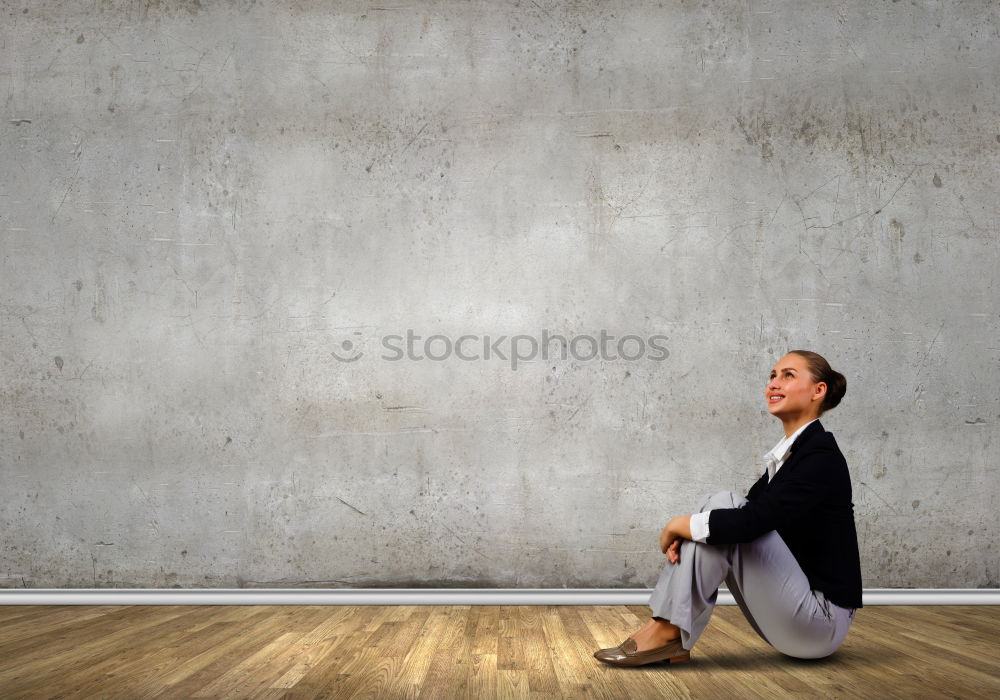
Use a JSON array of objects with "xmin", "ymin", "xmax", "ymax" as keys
[{"xmin": 1, "ymin": 1, "xmax": 997, "ymax": 589}]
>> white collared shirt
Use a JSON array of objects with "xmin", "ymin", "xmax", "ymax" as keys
[{"xmin": 689, "ymin": 419, "xmax": 819, "ymax": 543}]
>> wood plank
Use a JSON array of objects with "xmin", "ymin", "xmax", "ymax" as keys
[
  {"xmin": 0, "ymin": 605, "xmax": 211, "ymax": 693},
  {"xmin": 0, "ymin": 604, "xmax": 118, "ymax": 630},
  {"xmin": 539, "ymin": 606, "xmax": 597, "ymax": 697},
  {"xmin": 417, "ymin": 606, "xmax": 475, "ymax": 700},
  {"xmin": 0, "ymin": 604, "xmax": 998, "ymax": 698},
  {"xmin": 22, "ymin": 606, "xmax": 257, "ymax": 698},
  {"xmin": 243, "ymin": 606, "xmax": 383, "ymax": 699},
  {"xmin": 114, "ymin": 606, "xmax": 276, "ymax": 698},
  {"xmin": 149, "ymin": 607, "xmax": 327, "ymax": 698}
]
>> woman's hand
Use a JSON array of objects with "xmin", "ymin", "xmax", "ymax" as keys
[
  {"xmin": 666, "ymin": 538, "xmax": 682, "ymax": 564},
  {"xmin": 659, "ymin": 515, "xmax": 693, "ymax": 564}
]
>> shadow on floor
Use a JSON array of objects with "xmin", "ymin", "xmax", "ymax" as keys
[{"xmin": 606, "ymin": 644, "xmax": 898, "ymax": 672}]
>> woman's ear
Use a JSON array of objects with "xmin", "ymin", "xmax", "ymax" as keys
[{"xmin": 813, "ymin": 381, "xmax": 827, "ymax": 404}]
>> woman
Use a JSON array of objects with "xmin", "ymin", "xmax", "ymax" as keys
[{"xmin": 594, "ymin": 350, "xmax": 863, "ymax": 666}]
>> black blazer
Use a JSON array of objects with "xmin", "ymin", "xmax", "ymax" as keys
[{"xmin": 707, "ymin": 420, "xmax": 863, "ymax": 609}]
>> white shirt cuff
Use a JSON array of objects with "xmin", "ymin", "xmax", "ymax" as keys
[{"xmin": 690, "ymin": 510, "xmax": 711, "ymax": 543}]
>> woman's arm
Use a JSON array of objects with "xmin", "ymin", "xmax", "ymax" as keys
[
  {"xmin": 659, "ymin": 515, "xmax": 692, "ymax": 563},
  {"xmin": 707, "ymin": 446, "xmax": 844, "ymax": 545}
]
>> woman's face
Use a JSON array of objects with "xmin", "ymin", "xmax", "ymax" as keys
[{"xmin": 765, "ymin": 353, "xmax": 825, "ymax": 421}]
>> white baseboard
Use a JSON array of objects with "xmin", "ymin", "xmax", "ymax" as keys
[{"xmin": 0, "ymin": 588, "xmax": 997, "ymax": 606}]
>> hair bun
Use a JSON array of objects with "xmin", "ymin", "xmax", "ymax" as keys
[{"xmin": 788, "ymin": 350, "xmax": 846, "ymax": 414}]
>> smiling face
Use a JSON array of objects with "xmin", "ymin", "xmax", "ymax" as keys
[{"xmin": 765, "ymin": 353, "xmax": 827, "ymax": 425}]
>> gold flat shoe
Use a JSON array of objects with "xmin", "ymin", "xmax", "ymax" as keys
[{"xmin": 593, "ymin": 636, "xmax": 690, "ymax": 667}]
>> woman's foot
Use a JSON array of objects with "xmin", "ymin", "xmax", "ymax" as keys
[
  {"xmin": 593, "ymin": 618, "xmax": 689, "ymax": 667},
  {"xmin": 630, "ymin": 617, "xmax": 681, "ymax": 652},
  {"xmin": 594, "ymin": 617, "xmax": 682, "ymax": 657}
]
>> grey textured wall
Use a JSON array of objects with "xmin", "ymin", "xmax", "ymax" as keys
[{"xmin": 1, "ymin": 1, "xmax": 997, "ymax": 590}]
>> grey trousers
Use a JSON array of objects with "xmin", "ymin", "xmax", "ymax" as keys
[{"xmin": 647, "ymin": 490, "xmax": 856, "ymax": 659}]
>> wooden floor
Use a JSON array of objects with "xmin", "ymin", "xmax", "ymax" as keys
[{"xmin": 0, "ymin": 604, "xmax": 998, "ymax": 698}]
